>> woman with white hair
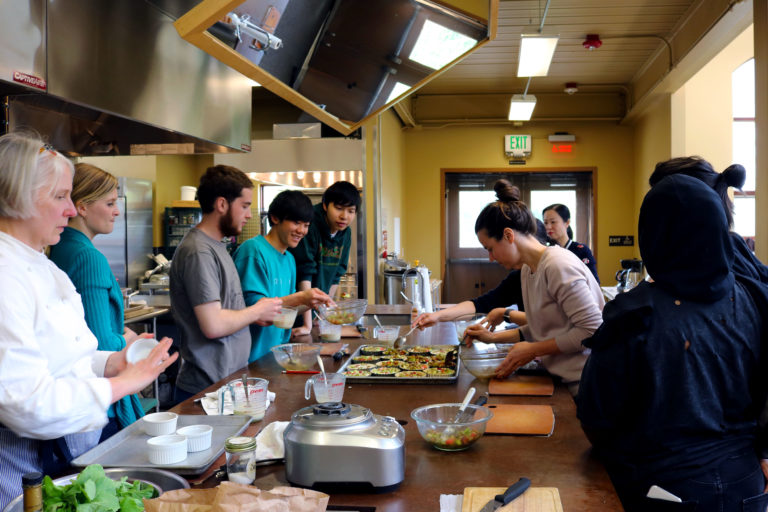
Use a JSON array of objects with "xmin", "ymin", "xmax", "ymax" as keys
[{"xmin": 0, "ymin": 132, "xmax": 177, "ymax": 507}]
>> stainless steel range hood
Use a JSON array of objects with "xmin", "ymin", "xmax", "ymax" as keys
[{"xmin": 0, "ymin": 0, "xmax": 253, "ymax": 155}]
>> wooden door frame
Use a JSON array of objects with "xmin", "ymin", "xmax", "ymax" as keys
[{"xmin": 439, "ymin": 167, "xmax": 598, "ymax": 283}]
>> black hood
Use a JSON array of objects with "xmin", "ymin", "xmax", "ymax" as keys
[{"xmin": 639, "ymin": 174, "xmax": 733, "ymax": 301}]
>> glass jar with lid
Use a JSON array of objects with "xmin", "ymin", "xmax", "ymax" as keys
[{"xmin": 225, "ymin": 436, "xmax": 257, "ymax": 484}]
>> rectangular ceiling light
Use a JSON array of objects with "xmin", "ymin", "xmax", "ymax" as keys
[
  {"xmin": 508, "ymin": 94, "xmax": 537, "ymax": 121},
  {"xmin": 517, "ymin": 34, "xmax": 559, "ymax": 77}
]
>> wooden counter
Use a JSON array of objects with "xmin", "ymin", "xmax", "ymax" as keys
[{"xmin": 171, "ymin": 322, "xmax": 622, "ymax": 511}]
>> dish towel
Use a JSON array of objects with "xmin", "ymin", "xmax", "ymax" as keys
[
  {"xmin": 255, "ymin": 421, "xmax": 289, "ymax": 460},
  {"xmin": 200, "ymin": 388, "xmax": 276, "ymax": 415},
  {"xmin": 439, "ymin": 494, "xmax": 463, "ymax": 512}
]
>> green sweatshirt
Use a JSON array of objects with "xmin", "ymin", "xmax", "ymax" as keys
[{"xmin": 289, "ymin": 202, "xmax": 352, "ymax": 293}]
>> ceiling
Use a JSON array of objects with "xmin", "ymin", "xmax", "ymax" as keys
[{"xmin": 403, "ymin": 0, "xmax": 750, "ymax": 125}]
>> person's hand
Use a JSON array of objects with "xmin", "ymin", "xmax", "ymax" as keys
[
  {"xmin": 494, "ymin": 342, "xmax": 537, "ymax": 379},
  {"xmin": 761, "ymin": 459, "xmax": 768, "ymax": 492},
  {"xmin": 413, "ymin": 312, "xmax": 440, "ymax": 330},
  {"xmin": 124, "ymin": 329, "xmax": 155, "ymax": 345},
  {"xmin": 464, "ymin": 322, "xmax": 494, "ymax": 345},
  {"xmin": 252, "ymin": 297, "xmax": 283, "ymax": 326},
  {"xmin": 484, "ymin": 308, "xmax": 507, "ymax": 331},
  {"xmin": 291, "ymin": 326, "xmax": 311, "ymax": 338},
  {"xmin": 301, "ymin": 288, "xmax": 333, "ymax": 308},
  {"xmin": 110, "ymin": 338, "xmax": 178, "ymax": 400}
]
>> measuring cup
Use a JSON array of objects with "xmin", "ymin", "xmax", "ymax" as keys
[
  {"xmin": 304, "ymin": 373, "xmax": 346, "ymax": 403},
  {"xmin": 220, "ymin": 377, "xmax": 269, "ymax": 420},
  {"xmin": 318, "ymin": 318, "xmax": 342, "ymax": 342}
]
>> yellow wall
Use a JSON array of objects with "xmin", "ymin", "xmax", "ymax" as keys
[
  {"xmin": 398, "ymin": 122, "xmax": 637, "ymax": 285},
  {"xmin": 672, "ymin": 25, "xmax": 754, "ymax": 169},
  {"xmin": 632, "ymin": 97, "xmax": 672, "ymax": 256}
]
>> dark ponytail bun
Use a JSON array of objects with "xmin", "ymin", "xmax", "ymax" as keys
[
  {"xmin": 494, "ymin": 179, "xmax": 521, "ymax": 202},
  {"xmin": 720, "ymin": 164, "xmax": 746, "ymax": 190}
]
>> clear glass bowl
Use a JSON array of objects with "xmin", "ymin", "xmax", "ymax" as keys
[
  {"xmin": 459, "ymin": 343, "xmax": 513, "ymax": 380},
  {"xmin": 270, "ymin": 343, "xmax": 323, "ymax": 371},
  {"xmin": 410, "ymin": 403, "xmax": 492, "ymax": 451},
  {"xmin": 317, "ymin": 299, "xmax": 368, "ymax": 325}
]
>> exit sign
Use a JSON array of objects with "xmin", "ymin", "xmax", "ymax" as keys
[{"xmin": 504, "ymin": 134, "xmax": 532, "ymax": 156}]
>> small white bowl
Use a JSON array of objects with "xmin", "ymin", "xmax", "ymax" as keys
[
  {"xmin": 147, "ymin": 434, "xmax": 187, "ymax": 464},
  {"xmin": 142, "ymin": 412, "xmax": 178, "ymax": 436},
  {"xmin": 176, "ymin": 424, "xmax": 213, "ymax": 452},
  {"xmin": 126, "ymin": 338, "xmax": 159, "ymax": 364}
]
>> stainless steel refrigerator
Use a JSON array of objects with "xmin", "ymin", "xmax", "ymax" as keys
[{"xmin": 92, "ymin": 177, "xmax": 154, "ymax": 289}]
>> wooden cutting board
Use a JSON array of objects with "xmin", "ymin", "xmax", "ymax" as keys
[
  {"xmin": 462, "ymin": 487, "xmax": 563, "ymax": 512},
  {"xmin": 341, "ymin": 325, "xmax": 362, "ymax": 337},
  {"xmin": 485, "ymin": 404, "xmax": 555, "ymax": 436},
  {"xmin": 320, "ymin": 343, "xmax": 344, "ymax": 356},
  {"xmin": 489, "ymin": 375, "xmax": 554, "ymax": 396},
  {"xmin": 124, "ymin": 305, "xmax": 153, "ymax": 319}
]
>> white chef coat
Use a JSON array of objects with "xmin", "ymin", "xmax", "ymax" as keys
[{"xmin": 0, "ymin": 231, "xmax": 112, "ymax": 438}]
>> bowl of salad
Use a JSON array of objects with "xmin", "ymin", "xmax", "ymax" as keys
[
  {"xmin": 317, "ymin": 299, "xmax": 368, "ymax": 325},
  {"xmin": 410, "ymin": 403, "xmax": 492, "ymax": 451}
]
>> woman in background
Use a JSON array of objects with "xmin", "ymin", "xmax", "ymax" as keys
[
  {"xmin": 0, "ymin": 131, "xmax": 176, "ymax": 507},
  {"xmin": 542, "ymin": 203, "xmax": 599, "ymax": 283},
  {"xmin": 49, "ymin": 163, "xmax": 147, "ymax": 440},
  {"xmin": 465, "ymin": 180, "xmax": 604, "ymax": 395}
]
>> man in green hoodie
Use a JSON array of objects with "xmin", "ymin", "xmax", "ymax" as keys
[{"xmin": 289, "ymin": 181, "xmax": 361, "ymax": 335}]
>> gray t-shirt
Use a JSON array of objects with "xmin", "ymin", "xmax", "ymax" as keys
[{"xmin": 170, "ymin": 228, "xmax": 250, "ymax": 394}]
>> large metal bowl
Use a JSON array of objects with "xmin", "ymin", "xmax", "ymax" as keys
[{"xmin": 3, "ymin": 468, "xmax": 189, "ymax": 512}]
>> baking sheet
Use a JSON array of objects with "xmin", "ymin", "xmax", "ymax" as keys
[
  {"xmin": 338, "ymin": 344, "xmax": 459, "ymax": 384},
  {"xmin": 71, "ymin": 414, "xmax": 251, "ymax": 475}
]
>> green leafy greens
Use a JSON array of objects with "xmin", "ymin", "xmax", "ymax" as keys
[{"xmin": 42, "ymin": 464, "xmax": 157, "ymax": 512}]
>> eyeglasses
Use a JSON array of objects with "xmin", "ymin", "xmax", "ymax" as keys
[{"xmin": 38, "ymin": 143, "xmax": 56, "ymax": 155}]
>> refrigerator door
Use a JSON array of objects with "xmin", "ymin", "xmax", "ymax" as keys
[{"xmin": 124, "ymin": 178, "xmax": 153, "ymax": 290}]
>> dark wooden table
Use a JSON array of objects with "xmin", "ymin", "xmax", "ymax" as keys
[{"xmin": 172, "ymin": 322, "xmax": 622, "ymax": 511}]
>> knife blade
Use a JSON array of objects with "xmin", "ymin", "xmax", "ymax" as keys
[{"xmin": 478, "ymin": 477, "xmax": 531, "ymax": 512}]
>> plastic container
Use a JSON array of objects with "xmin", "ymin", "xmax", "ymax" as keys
[
  {"xmin": 273, "ymin": 306, "xmax": 298, "ymax": 329},
  {"xmin": 180, "ymin": 186, "xmax": 197, "ymax": 201},
  {"xmin": 225, "ymin": 436, "xmax": 257, "ymax": 484}
]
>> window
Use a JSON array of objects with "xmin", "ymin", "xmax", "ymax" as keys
[{"xmin": 732, "ymin": 58, "xmax": 755, "ymax": 237}]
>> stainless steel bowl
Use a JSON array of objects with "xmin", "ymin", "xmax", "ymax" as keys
[{"xmin": 3, "ymin": 468, "xmax": 189, "ymax": 512}]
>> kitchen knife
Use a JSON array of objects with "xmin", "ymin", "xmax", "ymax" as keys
[
  {"xmin": 478, "ymin": 477, "xmax": 531, "ymax": 512},
  {"xmin": 332, "ymin": 344, "xmax": 349, "ymax": 361}
]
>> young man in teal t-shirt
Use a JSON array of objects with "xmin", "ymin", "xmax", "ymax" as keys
[
  {"xmin": 290, "ymin": 181, "xmax": 361, "ymax": 335},
  {"xmin": 233, "ymin": 190, "xmax": 333, "ymax": 362}
]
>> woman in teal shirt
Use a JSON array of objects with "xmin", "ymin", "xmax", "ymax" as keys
[{"xmin": 49, "ymin": 163, "xmax": 145, "ymax": 439}]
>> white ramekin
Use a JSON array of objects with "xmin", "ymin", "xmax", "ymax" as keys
[
  {"xmin": 147, "ymin": 434, "xmax": 187, "ymax": 464},
  {"xmin": 176, "ymin": 424, "xmax": 213, "ymax": 452},
  {"xmin": 142, "ymin": 412, "xmax": 178, "ymax": 436}
]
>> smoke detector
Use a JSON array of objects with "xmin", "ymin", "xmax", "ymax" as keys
[
  {"xmin": 564, "ymin": 82, "xmax": 578, "ymax": 95},
  {"xmin": 583, "ymin": 34, "xmax": 602, "ymax": 50}
]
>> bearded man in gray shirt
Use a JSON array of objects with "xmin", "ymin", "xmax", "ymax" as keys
[{"xmin": 170, "ymin": 165, "xmax": 282, "ymax": 402}]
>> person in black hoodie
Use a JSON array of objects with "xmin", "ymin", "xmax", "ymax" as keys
[{"xmin": 577, "ymin": 174, "xmax": 768, "ymax": 511}]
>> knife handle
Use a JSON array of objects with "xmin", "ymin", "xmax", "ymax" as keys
[
  {"xmin": 474, "ymin": 393, "xmax": 488, "ymax": 407},
  {"xmin": 494, "ymin": 477, "xmax": 531, "ymax": 505}
]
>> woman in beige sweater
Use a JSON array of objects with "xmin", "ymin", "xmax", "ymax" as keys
[{"xmin": 465, "ymin": 179, "xmax": 604, "ymax": 395}]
